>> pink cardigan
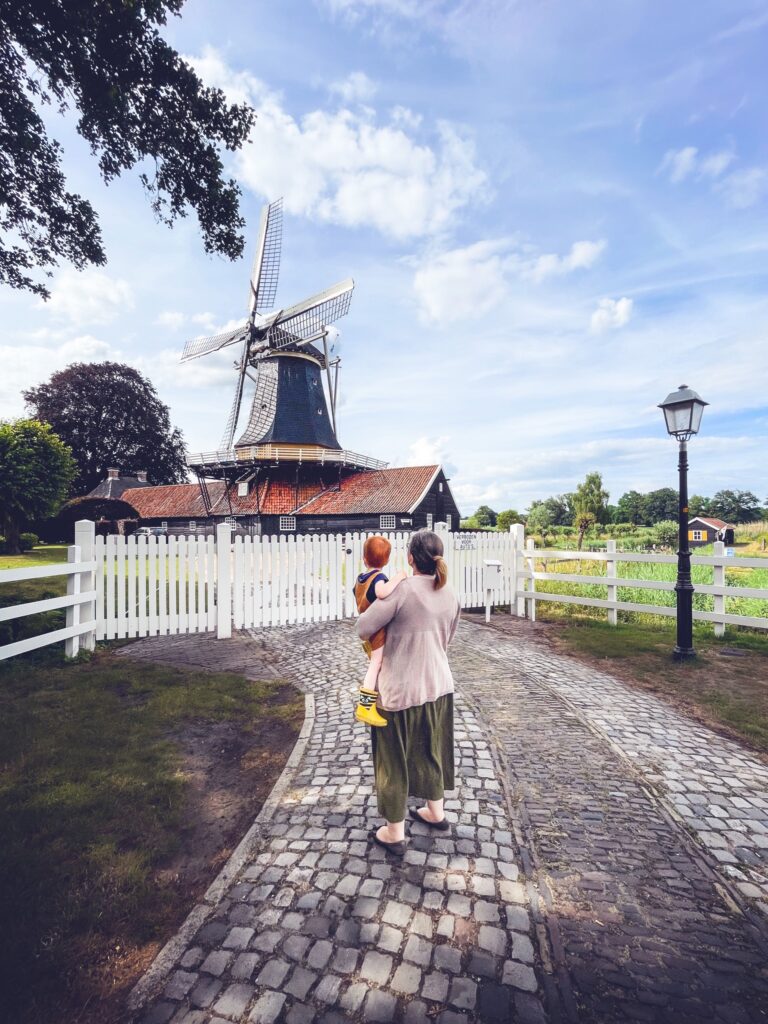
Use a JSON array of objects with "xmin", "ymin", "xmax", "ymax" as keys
[{"xmin": 356, "ymin": 574, "xmax": 461, "ymax": 712}]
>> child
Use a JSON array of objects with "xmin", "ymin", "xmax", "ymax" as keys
[{"xmin": 354, "ymin": 535, "xmax": 407, "ymax": 727}]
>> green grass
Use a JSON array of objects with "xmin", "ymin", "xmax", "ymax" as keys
[
  {"xmin": 0, "ymin": 646, "xmax": 303, "ymax": 1024},
  {"xmin": 0, "ymin": 546, "xmax": 71, "ymax": 649}
]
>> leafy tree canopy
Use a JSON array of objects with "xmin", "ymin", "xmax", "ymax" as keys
[
  {"xmin": 652, "ymin": 520, "xmax": 679, "ymax": 548},
  {"xmin": 0, "ymin": 419, "xmax": 76, "ymax": 552},
  {"xmin": 616, "ymin": 490, "xmax": 646, "ymax": 526},
  {"xmin": 0, "ymin": 0, "xmax": 255, "ymax": 297},
  {"xmin": 709, "ymin": 489, "xmax": 762, "ymax": 524},
  {"xmin": 525, "ymin": 503, "xmax": 553, "ymax": 534},
  {"xmin": 573, "ymin": 471, "xmax": 609, "ymax": 524},
  {"xmin": 473, "ymin": 505, "xmax": 498, "ymax": 528},
  {"xmin": 24, "ymin": 362, "xmax": 187, "ymax": 494},
  {"xmin": 688, "ymin": 494, "xmax": 712, "ymax": 518},
  {"xmin": 496, "ymin": 509, "xmax": 523, "ymax": 532},
  {"xmin": 642, "ymin": 487, "xmax": 679, "ymax": 524}
]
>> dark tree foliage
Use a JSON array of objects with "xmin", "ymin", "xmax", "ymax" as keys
[
  {"xmin": 642, "ymin": 487, "xmax": 679, "ymax": 525},
  {"xmin": 710, "ymin": 489, "xmax": 762, "ymax": 524},
  {"xmin": 24, "ymin": 362, "xmax": 187, "ymax": 493},
  {"xmin": 0, "ymin": 1, "xmax": 255, "ymax": 297}
]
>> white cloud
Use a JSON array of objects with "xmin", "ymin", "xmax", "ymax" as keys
[
  {"xmin": 413, "ymin": 240, "xmax": 510, "ymax": 324},
  {"xmin": 155, "ymin": 311, "xmax": 186, "ymax": 331},
  {"xmin": 659, "ymin": 146, "xmax": 699, "ymax": 183},
  {"xmin": 590, "ymin": 296, "xmax": 633, "ymax": 333},
  {"xmin": 699, "ymin": 150, "xmax": 736, "ymax": 178},
  {"xmin": 523, "ymin": 239, "xmax": 606, "ymax": 283},
  {"xmin": 188, "ymin": 48, "xmax": 488, "ymax": 241},
  {"xmin": 716, "ymin": 167, "xmax": 768, "ymax": 209},
  {"xmin": 329, "ymin": 71, "xmax": 377, "ymax": 103},
  {"xmin": 44, "ymin": 269, "xmax": 134, "ymax": 326},
  {"xmin": 405, "ymin": 435, "xmax": 451, "ymax": 467}
]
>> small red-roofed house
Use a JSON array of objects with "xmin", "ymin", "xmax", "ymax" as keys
[{"xmin": 688, "ymin": 516, "xmax": 735, "ymax": 547}]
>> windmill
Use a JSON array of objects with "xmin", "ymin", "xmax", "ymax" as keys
[{"xmin": 181, "ymin": 198, "xmax": 352, "ymax": 458}]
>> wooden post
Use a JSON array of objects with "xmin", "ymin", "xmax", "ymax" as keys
[
  {"xmin": 75, "ymin": 516, "xmax": 96, "ymax": 651},
  {"xmin": 216, "ymin": 522, "xmax": 232, "ymax": 639},
  {"xmin": 64, "ymin": 544, "xmax": 82, "ymax": 659},
  {"xmin": 511, "ymin": 523, "xmax": 525, "ymax": 617},
  {"xmin": 713, "ymin": 540, "xmax": 725, "ymax": 638},
  {"xmin": 606, "ymin": 539, "xmax": 617, "ymax": 626},
  {"xmin": 526, "ymin": 537, "xmax": 536, "ymax": 622}
]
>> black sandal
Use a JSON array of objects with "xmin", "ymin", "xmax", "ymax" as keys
[
  {"xmin": 368, "ymin": 828, "xmax": 406, "ymax": 857},
  {"xmin": 409, "ymin": 807, "xmax": 450, "ymax": 831}
]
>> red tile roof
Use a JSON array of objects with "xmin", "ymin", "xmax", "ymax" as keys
[
  {"xmin": 122, "ymin": 465, "xmax": 440, "ymax": 519},
  {"xmin": 297, "ymin": 466, "xmax": 439, "ymax": 516},
  {"xmin": 693, "ymin": 516, "xmax": 732, "ymax": 530}
]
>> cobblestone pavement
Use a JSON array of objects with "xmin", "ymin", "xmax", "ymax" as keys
[
  {"xmin": 125, "ymin": 623, "xmax": 550, "ymax": 1024},
  {"xmin": 123, "ymin": 618, "xmax": 768, "ymax": 1024}
]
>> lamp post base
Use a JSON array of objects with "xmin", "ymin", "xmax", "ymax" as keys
[{"xmin": 673, "ymin": 645, "xmax": 696, "ymax": 661}]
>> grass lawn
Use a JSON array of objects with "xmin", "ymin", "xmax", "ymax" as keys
[
  {"xmin": 0, "ymin": 545, "xmax": 70, "ymax": 650},
  {"xmin": 539, "ymin": 610, "xmax": 768, "ymax": 755},
  {"xmin": 0, "ymin": 644, "xmax": 304, "ymax": 1024}
]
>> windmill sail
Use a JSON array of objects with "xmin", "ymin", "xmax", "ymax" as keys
[
  {"xmin": 181, "ymin": 322, "xmax": 249, "ymax": 363},
  {"xmin": 249, "ymin": 198, "xmax": 282, "ymax": 315},
  {"xmin": 267, "ymin": 278, "xmax": 354, "ymax": 349},
  {"xmin": 219, "ymin": 337, "xmax": 251, "ymax": 451}
]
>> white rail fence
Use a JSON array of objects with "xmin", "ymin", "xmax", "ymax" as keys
[{"xmin": 3, "ymin": 520, "xmax": 767, "ymax": 661}]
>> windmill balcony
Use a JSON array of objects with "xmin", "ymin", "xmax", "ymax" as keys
[{"xmin": 186, "ymin": 444, "xmax": 388, "ymax": 472}]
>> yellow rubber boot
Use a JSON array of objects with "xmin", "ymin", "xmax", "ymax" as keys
[{"xmin": 355, "ymin": 687, "xmax": 387, "ymax": 727}]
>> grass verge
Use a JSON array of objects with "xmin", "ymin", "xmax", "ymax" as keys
[{"xmin": 0, "ymin": 644, "xmax": 304, "ymax": 1024}]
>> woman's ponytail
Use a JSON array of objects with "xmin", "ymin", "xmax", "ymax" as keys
[{"xmin": 433, "ymin": 554, "xmax": 448, "ymax": 590}]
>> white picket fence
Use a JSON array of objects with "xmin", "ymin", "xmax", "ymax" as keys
[{"xmin": 4, "ymin": 519, "xmax": 768, "ymax": 661}]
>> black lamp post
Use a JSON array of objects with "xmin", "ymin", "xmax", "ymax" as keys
[{"xmin": 658, "ymin": 385, "xmax": 709, "ymax": 660}]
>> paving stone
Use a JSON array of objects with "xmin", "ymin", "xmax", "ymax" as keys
[
  {"xmin": 247, "ymin": 991, "xmax": 286, "ymax": 1024},
  {"xmin": 230, "ymin": 952, "xmax": 260, "ymax": 981},
  {"xmin": 391, "ymin": 962, "xmax": 422, "ymax": 994},
  {"xmin": 403, "ymin": 934, "xmax": 433, "ymax": 967},
  {"xmin": 340, "ymin": 981, "xmax": 368, "ymax": 1012},
  {"xmin": 255, "ymin": 957, "xmax": 290, "ymax": 989},
  {"xmin": 189, "ymin": 976, "xmax": 223, "ymax": 1009},
  {"xmin": 377, "ymin": 924, "xmax": 404, "ymax": 953},
  {"xmin": 504, "ymin": 906, "xmax": 530, "ymax": 933},
  {"xmin": 433, "ymin": 944, "xmax": 462, "ymax": 973},
  {"xmin": 199, "ymin": 950, "xmax": 233, "ymax": 977},
  {"xmin": 511, "ymin": 933, "xmax": 535, "ymax": 963},
  {"xmin": 412, "ymin": 911, "xmax": 434, "ymax": 937},
  {"xmin": 449, "ymin": 976, "xmax": 478, "ymax": 1011},
  {"xmin": 251, "ymin": 930, "xmax": 282, "ymax": 953},
  {"xmin": 179, "ymin": 947, "xmax": 204, "ymax": 970},
  {"xmin": 446, "ymin": 894, "xmax": 471, "ymax": 917},
  {"xmin": 382, "ymin": 900, "xmax": 412, "ymax": 927},
  {"xmin": 286, "ymin": 1005, "xmax": 316, "ymax": 1024},
  {"xmin": 437, "ymin": 915, "xmax": 455, "ymax": 938},
  {"xmin": 360, "ymin": 950, "xmax": 394, "ymax": 985},
  {"xmin": 477, "ymin": 982, "xmax": 511, "ymax": 1023},
  {"xmin": 403, "ymin": 999, "xmax": 431, "ymax": 1024},
  {"xmin": 352, "ymin": 896, "xmax": 379, "ymax": 918},
  {"xmin": 283, "ymin": 934, "xmax": 311, "ymax": 961},
  {"xmin": 513, "ymin": 991, "xmax": 547, "ymax": 1024},
  {"xmin": 468, "ymin": 950, "xmax": 498, "ymax": 978},
  {"xmin": 307, "ymin": 939, "xmax": 333, "ymax": 969},
  {"xmin": 363, "ymin": 989, "xmax": 398, "ymax": 1022},
  {"xmin": 284, "ymin": 965, "xmax": 318, "ymax": 1000},
  {"xmin": 141, "ymin": 1003, "xmax": 176, "ymax": 1024},
  {"xmin": 212, "ymin": 982, "xmax": 254, "ymax": 1019},
  {"xmin": 502, "ymin": 959, "xmax": 538, "ymax": 992},
  {"xmin": 314, "ymin": 974, "xmax": 342, "ymax": 1004},
  {"xmin": 478, "ymin": 926, "xmax": 507, "ymax": 957},
  {"xmin": 163, "ymin": 970, "xmax": 198, "ymax": 1000}
]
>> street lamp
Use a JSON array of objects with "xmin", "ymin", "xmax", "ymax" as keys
[{"xmin": 658, "ymin": 385, "xmax": 709, "ymax": 660}]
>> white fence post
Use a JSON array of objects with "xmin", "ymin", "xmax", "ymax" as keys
[
  {"xmin": 606, "ymin": 539, "xmax": 617, "ymax": 626},
  {"xmin": 525, "ymin": 537, "xmax": 536, "ymax": 622},
  {"xmin": 216, "ymin": 522, "xmax": 232, "ymax": 639},
  {"xmin": 713, "ymin": 540, "xmax": 725, "ymax": 638},
  {"xmin": 64, "ymin": 544, "xmax": 82, "ymax": 658},
  {"xmin": 511, "ymin": 524, "xmax": 525, "ymax": 616}
]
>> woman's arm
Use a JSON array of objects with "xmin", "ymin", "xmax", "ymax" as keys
[
  {"xmin": 357, "ymin": 584, "xmax": 403, "ymax": 640},
  {"xmin": 374, "ymin": 570, "xmax": 407, "ymax": 600},
  {"xmin": 448, "ymin": 601, "xmax": 461, "ymax": 646}
]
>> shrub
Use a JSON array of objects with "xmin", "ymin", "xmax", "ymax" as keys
[
  {"xmin": 19, "ymin": 532, "xmax": 39, "ymax": 552},
  {"xmin": 652, "ymin": 520, "xmax": 678, "ymax": 548}
]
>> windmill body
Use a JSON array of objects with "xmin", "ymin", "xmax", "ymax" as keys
[{"xmin": 182, "ymin": 199, "xmax": 386, "ymax": 517}]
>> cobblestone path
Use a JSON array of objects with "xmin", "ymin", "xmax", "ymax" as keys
[
  {"xmin": 127, "ymin": 623, "xmax": 549, "ymax": 1024},
  {"xmin": 124, "ymin": 617, "xmax": 768, "ymax": 1024}
]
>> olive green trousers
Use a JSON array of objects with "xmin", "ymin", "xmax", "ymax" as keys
[{"xmin": 370, "ymin": 693, "xmax": 455, "ymax": 822}]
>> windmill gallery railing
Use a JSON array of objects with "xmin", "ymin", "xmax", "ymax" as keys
[{"xmin": 3, "ymin": 521, "xmax": 768, "ymax": 660}]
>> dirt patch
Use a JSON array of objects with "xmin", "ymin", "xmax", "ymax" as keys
[
  {"xmin": 74, "ymin": 684, "xmax": 303, "ymax": 1024},
  {"xmin": 466, "ymin": 611, "xmax": 768, "ymax": 764}
]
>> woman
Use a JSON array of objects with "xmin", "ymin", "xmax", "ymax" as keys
[{"xmin": 356, "ymin": 528, "xmax": 461, "ymax": 856}]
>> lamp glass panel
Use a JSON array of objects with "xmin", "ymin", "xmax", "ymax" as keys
[
  {"xmin": 689, "ymin": 400, "xmax": 705, "ymax": 434},
  {"xmin": 664, "ymin": 402, "xmax": 693, "ymax": 435}
]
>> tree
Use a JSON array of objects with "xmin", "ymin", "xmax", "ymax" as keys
[
  {"xmin": 652, "ymin": 520, "xmax": 679, "ymax": 548},
  {"xmin": 642, "ymin": 487, "xmax": 678, "ymax": 524},
  {"xmin": 24, "ymin": 362, "xmax": 187, "ymax": 494},
  {"xmin": 496, "ymin": 509, "xmax": 523, "ymax": 532},
  {"xmin": 0, "ymin": 420, "xmax": 75, "ymax": 553},
  {"xmin": 473, "ymin": 505, "xmax": 498, "ymax": 528},
  {"xmin": 616, "ymin": 490, "xmax": 646, "ymax": 526},
  {"xmin": 688, "ymin": 494, "xmax": 712, "ymax": 518},
  {"xmin": 1, "ymin": 1, "xmax": 255, "ymax": 298},
  {"xmin": 573, "ymin": 472, "xmax": 609, "ymax": 524},
  {"xmin": 710, "ymin": 489, "xmax": 761, "ymax": 524},
  {"xmin": 525, "ymin": 503, "xmax": 553, "ymax": 534},
  {"xmin": 573, "ymin": 508, "xmax": 596, "ymax": 550}
]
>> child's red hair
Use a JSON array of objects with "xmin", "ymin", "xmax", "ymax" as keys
[{"xmin": 364, "ymin": 535, "xmax": 391, "ymax": 569}]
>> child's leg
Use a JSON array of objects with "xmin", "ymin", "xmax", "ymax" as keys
[{"xmin": 363, "ymin": 645, "xmax": 384, "ymax": 692}]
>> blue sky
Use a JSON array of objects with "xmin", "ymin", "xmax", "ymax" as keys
[{"xmin": 2, "ymin": 0, "xmax": 767, "ymax": 513}]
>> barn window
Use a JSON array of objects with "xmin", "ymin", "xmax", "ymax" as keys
[
  {"xmin": 692, "ymin": 530, "xmax": 703, "ymax": 541},
  {"xmin": 224, "ymin": 516, "xmax": 237, "ymax": 529},
  {"xmin": 439, "ymin": 482, "xmax": 443, "ymax": 492},
  {"xmin": 426, "ymin": 513, "xmax": 433, "ymax": 529},
  {"xmin": 446, "ymin": 514, "xmax": 452, "ymax": 530},
  {"xmin": 280, "ymin": 516, "xmax": 296, "ymax": 532},
  {"xmin": 161, "ymin": 521, "xmax": 168, "ymax": 529},
  {"xmin": 188, "ymin": 520, "xmax": 196, "ymax": 532},
  {"xmin": 380, "ymin": 515, "xmax": 396, "ymax": 530},
  {"xmin": 237, "ymin": 481, "xmax": 249, "ymax": 497}
]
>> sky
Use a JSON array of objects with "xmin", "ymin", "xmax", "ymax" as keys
[{"xmin": 2, "ymin": 0, "xmax": 768, "ymax": 514}]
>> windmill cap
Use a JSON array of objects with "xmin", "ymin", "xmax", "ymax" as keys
[{"xmin": 658, "ymin": 384, "xmax": 709, "ymax": 408}]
